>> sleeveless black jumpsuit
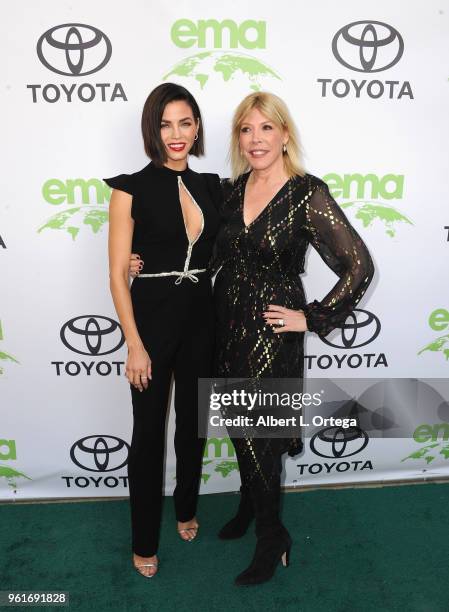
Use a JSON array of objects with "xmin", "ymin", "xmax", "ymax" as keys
[{"xmin": 104, "ymin": 162, "xmax": 221, "ymax": 557}]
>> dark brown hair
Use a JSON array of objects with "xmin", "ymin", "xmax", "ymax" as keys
[{"xmin": 141, "ymin": 83, "xmax": 204, "ymax": 165}]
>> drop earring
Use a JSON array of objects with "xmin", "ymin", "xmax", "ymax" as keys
[
  {"xmin": 283, "ymin": 143, "xmax": 287, "ymax": 153},
  {"xmin": 194, "ymin": 132, "xmax": 199, "ymax": 141}
]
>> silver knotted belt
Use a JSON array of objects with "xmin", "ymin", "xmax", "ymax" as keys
[{"xmin": 138, "ymin": 269, "xmax": 207, "ymax": 284}]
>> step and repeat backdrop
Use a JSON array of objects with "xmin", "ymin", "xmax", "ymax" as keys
[{"xmin": 1, "ymin": 0, "xmax": 449, "ymax": 500}]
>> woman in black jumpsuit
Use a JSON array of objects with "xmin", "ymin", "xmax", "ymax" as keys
[{"xmin": 105, "ymin": 84, "xmax": 221, "ymax": 578}]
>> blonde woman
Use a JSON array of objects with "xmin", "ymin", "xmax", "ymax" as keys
[{"xmin": 129, "ymin": 92, "xmax": 374, "ymax": 585}]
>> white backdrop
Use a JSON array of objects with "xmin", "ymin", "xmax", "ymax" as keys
[{"xmin": 1, "ymin": 0, "xmax": 449, "ymax": 500}]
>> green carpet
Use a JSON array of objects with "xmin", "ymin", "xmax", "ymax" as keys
[{"xmin": 1, "ymin": 482, "xmax": 448, "ymax": 612}]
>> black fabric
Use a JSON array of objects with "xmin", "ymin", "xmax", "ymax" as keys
[
  {"xmin": 211, "ymin": 172, "xmax": 374, "ymax": 455},
  {"xmin": 104, "ymin": 162, "xmax": 221, "ymax": 557},
  {"xmin": 128, "ymin": 276, "xmax": 214, "ymax": 556},
  {"xmin": 104, "ymin": 162, "xmax": 222, "ymax": 275}
]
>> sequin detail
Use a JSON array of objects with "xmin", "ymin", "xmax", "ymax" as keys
[{"xmin": 212, "ymin": 172, "xmax": 374, "ymax": 458}]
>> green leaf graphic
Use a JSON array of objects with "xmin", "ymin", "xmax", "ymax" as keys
[
  {"xmin": 214, "ymin": 460, "xmax": 239, "ymax": 477},
  {"xmin": 0, "ymin": 464, "xmax": 32, "ymax": 489},
  {"xmin": 401, "ymin": 443, "xmax": 442, "ymax": 464},
  {"xmin": 163, "ymin": 51, "xmax": 281, "ymax": 91},
  {"xmin": 0, "ymin": 351, "xmax": 19, "ymax": 364},
  {"xmin": 418, "ymin": 334, "xmax": 449, "ymax": 361},
  {"xmin": 38, "ymin": 206, "xmax": 109, "ymax": 240},
  {"xmin": 340, "ymin": 200, "xmax": 413, "ymax": 237}
]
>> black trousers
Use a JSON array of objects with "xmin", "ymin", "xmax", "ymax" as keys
[{"xmin": 127, "ymin": 277, "xmax": 214, "ymax": 557}]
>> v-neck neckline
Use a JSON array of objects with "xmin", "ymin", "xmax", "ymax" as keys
[{"xmin": 240, "ymin": 171, "xmax": 291, "ymax": 229}]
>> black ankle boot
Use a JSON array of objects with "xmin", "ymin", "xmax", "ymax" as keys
[
  {"xmin": 235, "ymin": 478, "xmax": 290, "ymax": 586},
  {"xmin": 218, "ymin": 486, "xmax": 254, "ymax": 540},
  {"xmin": 234, "ymin": 528, "xmax": 292, "ymax": 586}
]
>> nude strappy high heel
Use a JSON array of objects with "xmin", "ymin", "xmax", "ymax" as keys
[
  {"xmin": 177, "ymin": 520, "xmax": 199, "ymax": 542},
  {"xmin": 133, "ymin": 556, "xmax": 158, "ymax": 578}
]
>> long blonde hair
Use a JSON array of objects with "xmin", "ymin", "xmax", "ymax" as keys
[{"xmin": 229, "ymin": 92, "xmax": 305, "ymax": 181}]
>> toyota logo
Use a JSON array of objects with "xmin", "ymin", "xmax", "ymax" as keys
[
  {"xmin": 310, "ymin": 426, "xmax": 369, "ymax": 458},
  {"xmin": 70, "ymin": 435, "xmax": 129, "ymax": 472},
  {"xmin": 37, "ymin": 24, "xmax": 112, "ymax": 76},
  {"xmin": 332, "ymin": 21, "xmax": 404, "ymax": 73},
  {"xmin": 321, "ymin": 309, "xmax": 380, "ymax": 349},
  {"xmin": 60, "ymin": 316, "xmax": 124, "ymax": 356}
]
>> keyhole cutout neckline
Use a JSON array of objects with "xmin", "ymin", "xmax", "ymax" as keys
[{"xmin": 177, "ymin": 175, "xmax": 204, "ymax": 244}]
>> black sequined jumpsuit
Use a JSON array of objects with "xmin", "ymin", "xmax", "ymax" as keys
[{"xmin": 210, "ymin": 172, "xmax": 374, "ymax": 541}]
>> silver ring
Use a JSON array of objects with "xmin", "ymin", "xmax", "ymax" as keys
[{"xmin": 278, "ymin": 319, "xmax": 285, "ymax": 327}]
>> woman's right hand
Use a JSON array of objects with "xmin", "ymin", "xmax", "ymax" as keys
[
  {"xmin": 129, "ymin": 253, "xmax": 144, "ymax": 277},
  {"xmin": 126, "ymin": 344, "xmax": 152, "ymax": 392}
]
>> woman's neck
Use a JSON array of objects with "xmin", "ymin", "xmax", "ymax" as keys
[{"xmin": 249, "ymin": 160, "xmax": 288, "ymax": 185}]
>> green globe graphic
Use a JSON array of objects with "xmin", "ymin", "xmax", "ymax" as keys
[
  {"xmin": 0, "ymin": 320, "xmax": 19, "ymax": 376},
  {"xmin": 0, "ymin": 465, "xmax": 31, "ymax": 489},
  {"xmin": 163, "ymin": 51, "xmax": 281, "ymax": 91},
  {"xmin": 402, "ymin": 442, "xmax": 449, "ymax": 465},
  {"xmin": 418, "ymin": 334, "xmax": 449, "ymax": 362},
  {"xmin": 201, "ymin": 459, "xmax": 239, "ymax": 484},
  {"xmin": 38, "ymin": 206, "xmax": 109, "ymax": 241},
  {"xmin": 0, "ymin": 350, "xmax": 19, "ymax": 375},
  {"xmin": 340, "ymin": 201, "xmax": 413, "ymax": 237}
]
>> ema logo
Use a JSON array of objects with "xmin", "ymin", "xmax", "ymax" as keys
[
  {"xmin": 28, "ymin": 23, "xmax": 127, "ymax": 103},
  {"xmin": 0, "ymin": 320, "xmax": 19, "ymax": 376},
  {"xmin": 201, "ymin": 437, "xmax": 239, "ymax": 485},
  {"xmin": 164, "ymin": 19, "xmax": 280, "ymax": 92},
  {"xmin": 38, "ymin": 178, "xmax": 111, "ymax": 240},
  {"xmin": 418, "ymin": 309, "xmax": 449, "ymax": 362},
  {"xmin": 318, "ymin": 21, "xmax": 413, "ymax": 100},
  {"xmin": 402, "ymin": 423, "xmax": 449, "ymax": 466},
  {"xmin": 323, "ymin": 173, "xmax": 413, "ymax": 238},
  {"xmin": 0, "ymin": 439, "xmax": 31, "ymax": 492}
]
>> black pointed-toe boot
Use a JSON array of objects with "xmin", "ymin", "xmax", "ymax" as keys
[
  {"xmin": 234, "ymin": 487, "xmax": 291, "ymax": 586},
  {"xmin": 218, "ymin": 485, "xmax": 254, "ymax": 540}
]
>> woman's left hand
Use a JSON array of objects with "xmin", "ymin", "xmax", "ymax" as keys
[{"xmin": 263, "ymin": 304, "xmax": 308, "ymax": 333}]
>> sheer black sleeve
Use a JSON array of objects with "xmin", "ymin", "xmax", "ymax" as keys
[
  {"xmin": 207, "ymin": 177, "xmax": 237, "ymax": 275},
  {"xmin": 302, "ymin": 180, "xmax": 375, "ymax": 337},
  {"xmin": 203, "ymin": 173, "xmax": 224, "ymax": 216}
]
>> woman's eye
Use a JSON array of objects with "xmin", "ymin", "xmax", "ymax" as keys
[
  {"xmin": 263, "ymin": 124, "xmax": 273, "ymax": 130},
  {"xmin": 240, "ymin": 127, "xmax": 250, "ymax": 133},
  {"xmin": 161, "ymin": 124, "xmax": 168, "ymax": 129},
  {"xmin": 182, "ymin": 122, "xmax": 192, "ymax": 127}
]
